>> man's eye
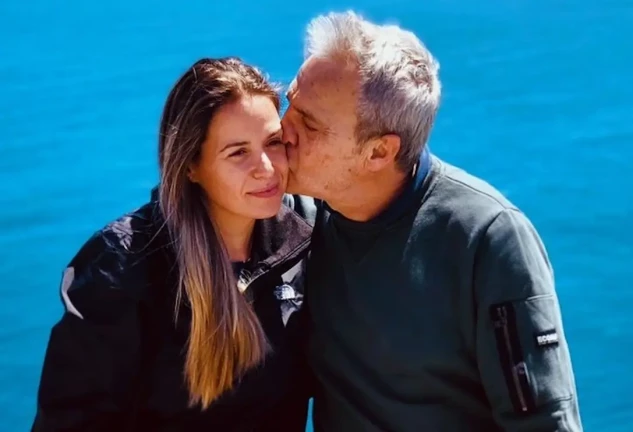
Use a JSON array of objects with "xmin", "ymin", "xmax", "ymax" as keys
[{"xmin": 304, "ymin": 124, "xmax": 317, "ymax": 132}]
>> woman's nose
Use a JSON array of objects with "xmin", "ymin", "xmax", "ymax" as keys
[{"xmin": 253, "ymin": 152, "xmax": 274, "ymax": 179}]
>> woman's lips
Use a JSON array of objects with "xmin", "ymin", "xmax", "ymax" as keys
[{"xmin": 248, "ymin": 184, "xmax": 280, "ymax": 198}]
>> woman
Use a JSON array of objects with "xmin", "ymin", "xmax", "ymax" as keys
[{"xmin": 32, "ymin": 57, "xmax": 315, "ymax": 431}]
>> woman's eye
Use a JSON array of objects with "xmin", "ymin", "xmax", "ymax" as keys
[
  {"xmin": 267, "ymin": 140, "xmax": 284, "ymax": 147},
  {"xmin": 229, "ymin": 148, "xmax": 247, "ymax": 157}
]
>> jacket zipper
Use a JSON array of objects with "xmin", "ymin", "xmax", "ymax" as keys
[
  {"xmin": 237, "ymin": 238, "xmax": 311, "ymax": 296},
  {"xmin": 494, "ymin": 305, "xmax": 529, "ymax": 413},
  {"xmin": 237, "ymin": 268, "xmax": 254, "ymax": 294}
]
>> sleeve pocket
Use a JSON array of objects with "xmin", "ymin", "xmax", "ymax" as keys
[{"xmin": 489, "ymin": 295, "xmax": 573, "ymax": 414}]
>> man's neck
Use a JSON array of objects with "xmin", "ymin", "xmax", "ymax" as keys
[
  {"xmin": 208, "ymin": 207, "xmax": 256, "ymax": 262},
  {"xmin": 327, "ymin": 168, "xmax": 410, "ymax": 223}
]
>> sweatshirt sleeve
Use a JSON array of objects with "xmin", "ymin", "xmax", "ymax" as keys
[
  {"xmin": 31, "ymin": 232, "xmax": 144, "ymax": 432},
  {"xmin": 473, "ymin": 208, "xmax": 583, "ymax": 432}
]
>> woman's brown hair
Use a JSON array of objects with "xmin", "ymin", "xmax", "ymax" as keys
[{"xmin": 157, "ymin": 57, "xmax": 280, "ymax": 409}]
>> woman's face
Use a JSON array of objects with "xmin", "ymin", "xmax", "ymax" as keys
[{"xmin": 189, "ymin": 95, "xmax": 287, "ymax": 223}]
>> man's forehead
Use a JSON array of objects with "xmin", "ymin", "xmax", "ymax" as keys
[
  {"xmin": 287, "ymin": 77, "xmax": 298, "ymax": 95},
  {"xmin": 286, "ymin": 76, "xmax": 312, "ymax": 105},
  {"xmin": 286, "ymin": 72, "xmax": 319, "ymax": 111},
  {"xmin": 290, "ymin": 67, "xmax": 320, "ymax": 99},
  {"xmin": 304, "ymin": 56, "xmax": 349, "ymax": 78},
  {"xmin": 292, "ymin": 58, "xmax": 357, "ymax": 102}
]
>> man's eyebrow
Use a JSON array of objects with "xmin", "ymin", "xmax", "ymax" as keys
[
  {"xmin": 286, "ymin": 90, "xmax": 321, "ymax": 125},
  {"xmin": 296, "ymin": 107, "xmax": 320, "ymax": 124}
]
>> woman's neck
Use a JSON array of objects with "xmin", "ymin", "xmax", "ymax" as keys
[{"xmin": 209, "ymin": 207, "xmax": 256, "ymax": 263}]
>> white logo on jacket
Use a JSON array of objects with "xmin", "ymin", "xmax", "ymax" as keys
[{"xmin": 275, "ymin": 260, "xmax": 305, "ymax": 325}]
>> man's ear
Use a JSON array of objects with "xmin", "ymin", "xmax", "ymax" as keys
[{"xmin": 364, "ymin": 133, "xmax": 401, "ymax": 172}]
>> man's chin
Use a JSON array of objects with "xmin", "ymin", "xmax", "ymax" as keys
[
  {"xmin": 285, "ymin": 172, "xmax": 302, "ymax": 195},
  {"xmin": 285, "ymin": 173, "xmax": 324, "ymax": 200}
]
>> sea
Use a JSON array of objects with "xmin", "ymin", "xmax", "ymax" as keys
[{"xmin": 1, "ymin": 0, "xmax": 631, "ymax": 430}]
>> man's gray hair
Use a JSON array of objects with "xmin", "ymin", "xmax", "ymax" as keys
[{"xmin": 304, "ymin": 11, "xmax": 441, "ymax": 171}]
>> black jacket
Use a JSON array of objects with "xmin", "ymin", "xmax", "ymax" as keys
[{"xmin": 32, "ymin": 191, "xmax": 314, "ymax": 432}]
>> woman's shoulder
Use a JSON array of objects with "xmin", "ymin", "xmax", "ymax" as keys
[
  {"xmin": 73, "ymin": 201, "xmax": 159, "ymax": 263},
  {"xmin": 59, "ymin": 201, "xmax": 164, "ymax": 322},
  {"xmin": 281, "ymin": 194, "xmax": 322, "ymax": 226}
]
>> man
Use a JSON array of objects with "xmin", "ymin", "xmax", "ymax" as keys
[{"xmin": 282, "ymin": 10, "xmax": 583, "ymax": 432}]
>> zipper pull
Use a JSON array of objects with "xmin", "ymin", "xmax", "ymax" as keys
[
  {"xmin": 493, "ymin": 305, "xmax": 507, "ymax": 328},
  {"xmin": 237, "ymin": 268, "xmax": 252, "ymax": 294}
]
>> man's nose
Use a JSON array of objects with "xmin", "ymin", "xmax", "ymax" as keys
[{"xmin": 281, "ymin": 114, "xmax": 297, "ymax": 146}]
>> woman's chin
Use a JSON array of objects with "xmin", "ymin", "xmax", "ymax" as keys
[{"xmin": 247, "ymin": 197, "xmax": 284, "ymax": 220}]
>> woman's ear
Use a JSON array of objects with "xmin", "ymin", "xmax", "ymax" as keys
[{"xmin": 187, "ymin": 164, "xmax": 199, "ymax": 183}]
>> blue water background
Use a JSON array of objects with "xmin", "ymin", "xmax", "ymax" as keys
[{"xmin": 1, "ymin": 0, "xmax": 632, "ymax": 430}]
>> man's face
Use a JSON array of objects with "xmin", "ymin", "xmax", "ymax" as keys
[{"xmin": 281, "ymin": 56, "xmax": 363, "ymax": 200}]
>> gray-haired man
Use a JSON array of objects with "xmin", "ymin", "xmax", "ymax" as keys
[{"xmin": 282, "ymin": 11, "xmax": 583, "ymax": 432}]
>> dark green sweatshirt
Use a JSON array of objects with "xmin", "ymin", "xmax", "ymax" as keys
[{"xmin": 303, "ymin": 155, "xmax": 583, "ymax": 432}]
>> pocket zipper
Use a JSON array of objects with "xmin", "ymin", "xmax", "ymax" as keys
[{"xmin": 494, "ymin": 305, "xmax": 529, "ymax": 413}]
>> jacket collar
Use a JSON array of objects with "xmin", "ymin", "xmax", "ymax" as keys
[
  {"xmin": 149, "ymin": 186, "xmax": 312, "ymax": 289},
  {"xmin": 324, "ymin": 147, "xmax": 433, "ymax": 231}
]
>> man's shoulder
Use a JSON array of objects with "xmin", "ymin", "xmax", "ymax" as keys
[
  {"xmin": 426, "ymin": 156, "xmax": 521, "ymax": 224},
  {"xmin": 435, "ymin": 157, "xmax": 517, "ymax": 210},
  {"xmin": 408, "ymin": 156, "xmax": 539, "ymax": 248}
]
